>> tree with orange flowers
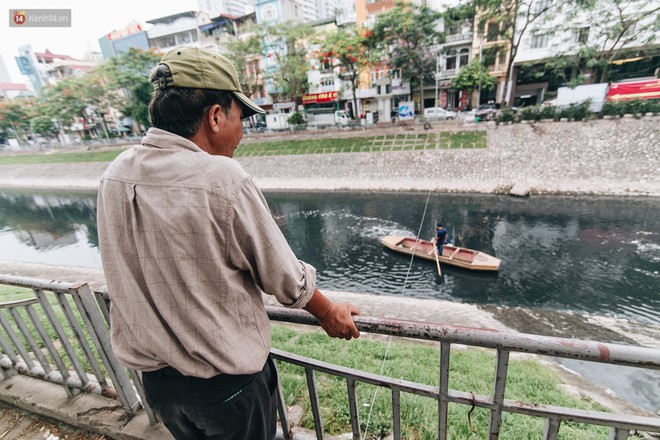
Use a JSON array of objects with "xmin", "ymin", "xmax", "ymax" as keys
[{"xmin": 316, "ymin": 26, "xmax": 373, "ymax": 119}]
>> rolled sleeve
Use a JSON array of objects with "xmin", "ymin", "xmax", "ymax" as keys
[{"xmin": 227, "ymin": 178, "xmax": 316, "ymax": 308}]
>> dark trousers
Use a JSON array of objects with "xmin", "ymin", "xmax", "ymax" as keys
[{"xmin": 142, "ymin": 356, "xmax": 278, "ymax": 440}]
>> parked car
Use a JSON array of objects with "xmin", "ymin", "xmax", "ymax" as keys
[
  {"xmin": 475, "ymin": 103, "xmax": 501, "ymax": 121},
  {"xmin": 423, "ymin": 107, "xmax": 458, "ymax": 120}
]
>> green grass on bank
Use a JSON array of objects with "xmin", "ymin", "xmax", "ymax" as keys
[
  {"xmin": 1, "ymin": 285, "xmax": 615, "ymax": 439},
  {"xmin": 272, "ymin": 325, "xmax": 627, "ymax": 440},
  {"xmin": 0, "ymin": 131, "xmax": 487, "ymax": 165}
]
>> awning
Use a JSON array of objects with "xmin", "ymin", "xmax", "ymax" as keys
[
  {"xmin": 199, "ymin": 22, "xmax": 224, "ymax": 32},
  {"xmin": 607, "ymin": 79, "xmax": 660, "ymax": 101}
]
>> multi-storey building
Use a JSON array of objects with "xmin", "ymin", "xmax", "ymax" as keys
[
  {"xmin": 355, "ymin": 0, "xmax": 407, "ymax": 121},
  {"xmin": 197, "ymin": 0, "xmax": 255, "ymax": 17},
  {"xmin": 510, "ymin": 0, "xmax": 660, "ymax": 106}
]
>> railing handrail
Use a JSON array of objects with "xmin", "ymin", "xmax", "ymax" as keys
[{"xmin": 266, "ymin": 306, "xmax": 660, "ymax": 369}]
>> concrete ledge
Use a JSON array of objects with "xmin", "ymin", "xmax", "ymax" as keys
[{"xmin": 0, "ymin": 374, "xmax": 172, "ymax": 440}]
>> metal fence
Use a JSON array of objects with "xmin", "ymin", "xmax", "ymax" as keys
[{"xmin": 0, "ymin": 274, "xmax": 659, "ymax": 440}]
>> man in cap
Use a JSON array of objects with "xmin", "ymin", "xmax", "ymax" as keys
[{"xmin": 97, "ymin": 46, "xmax": 360, "ymax": 440}]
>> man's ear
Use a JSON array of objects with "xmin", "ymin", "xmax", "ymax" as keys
[{"xmin": 208, "ymin": 104, "xmax": 223, "ymax": 133}]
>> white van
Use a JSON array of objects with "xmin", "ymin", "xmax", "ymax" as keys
[
  {"xmin": 334, "ymin": 110, "xmax": 350, "ymax": 126},
  {"xmin": 423, "ymin": 107, "xmax": 457, "ymax": 120}
]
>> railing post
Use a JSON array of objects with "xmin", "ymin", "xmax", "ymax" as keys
[
  {"xmin": 273, "ymin": 359, "xmax": 291, "ymax": 440},
  {"xmin": 488, "ymin": 349, "xmax": 510, "ymax": 439},
  {"xmin": 609, "ymin": 428, "xmax": 630, "ymax": 440},
  {"xmin": 438, "ymin": 342, "xmax": 450, "ymax": 440},
  {"xmin": 543, "ymin": 418, "xmax": 561, "ymax": 440},
  {"xmin": 71, "ymin": 284, "xmax": 140, "ymax": 415},
  {"xmin": 347, "ymin": 378, "xmax": 361, "ymax": 440},
  {"xmin": 305, "ymin": 368, "xmax": 324, "ymax": 439}
]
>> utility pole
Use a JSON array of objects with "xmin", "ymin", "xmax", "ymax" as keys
[
  {"xmin": 477, "ymin": 42, "xmax": 483, "ymax": 107},
  {"xmin": 434, "ymin": 54, "xmax": 440, "ymax": 108}
]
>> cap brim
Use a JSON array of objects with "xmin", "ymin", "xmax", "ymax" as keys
[{"xmin": 233, "ymin": 91, "xmax": 265, "ymax": 118}]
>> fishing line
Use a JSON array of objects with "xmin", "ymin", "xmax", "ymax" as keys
[{"xmin": 362, "ymin": 188, "xmax": 434, "ymax": 440}]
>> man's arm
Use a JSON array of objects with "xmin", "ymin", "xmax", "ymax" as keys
[{"xmin": 303, "ymin": 289, "xmax": 360, "ymax": 340}]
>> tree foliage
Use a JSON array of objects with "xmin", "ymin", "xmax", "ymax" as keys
[
  {"xmin": 99, "ymin": 48, "xmax": 161, "ymax": 128},
  {"xmin": 367, "ymin": 0, "xmax": 444, "ymax": 111},
  {"xmin": 316, "ymin": 26, "xmax": 372, "ymax": 119},
  {"xmin": 225, "ymin": 35, "xmax": 264, "ymax": 99},
  {"xmin": 261, "ymin": 22, "xmax": 314, "ymax": 103},
  {"xmin": 452, "ymin": 60, "xmax": 496, "ymax": 99}
]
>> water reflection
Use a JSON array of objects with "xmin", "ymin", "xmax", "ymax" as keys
[{"xmin": 0, "ymin": 190, "xmax": 100, "ymax": 267}]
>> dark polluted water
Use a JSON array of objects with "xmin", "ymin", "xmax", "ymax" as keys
[{"xmin": 0, "ymin": 189, "xmax": 658, "ymax": 411}]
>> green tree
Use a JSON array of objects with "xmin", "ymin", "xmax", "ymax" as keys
[
  {"xmin": 367, "ymin": 1, "xmax": 444, "ymax": 112},
  {"xmin": 473, "ymin": 0, "xmax": 562, "ymax": 105},
  {"xmin": 225, "ymin": 35, "xmax": 264, "ymax": 100},
  {"xmin": 548, "ymin": 0, "xmax": 660, "ymax": 84},
  {"xmin": 316, "ymin": 26, "xmax": 372, "ymax": 119},
  {"xmin": 40, "ymin": 73, "xmax": 109, "ymax": 139},
  {"xmin": 99, "ymin": 48, "xmax": 161, "ymax": 131},
  {"xmin": 452, "ymin": 60, "xmax": 496, "ymax": 104},
  {"xmin": 261, "ymin": 22, "xmax": 314, "ymax": 104}
]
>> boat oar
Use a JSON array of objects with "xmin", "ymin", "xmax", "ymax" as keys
[{"xmin": 433, "ymin": 242, "xmax": 442, "ymax": 276}]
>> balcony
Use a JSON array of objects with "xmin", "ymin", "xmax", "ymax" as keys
[
  {"xmin": 445, "ymin": 31, "xmax": 473, "ymax": 45},
  {"xmin": 437, "ymin": 68, "xmax": 458, "ymax": 79}
]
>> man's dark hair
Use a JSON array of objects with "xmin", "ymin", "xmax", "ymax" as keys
[
  {"xmin": 437, "ymin": 224, "xmax": 443, "ymax": 228},
  {"xmin": 148, "ymin": 64, "xmax": 235, "ymax": 138}
]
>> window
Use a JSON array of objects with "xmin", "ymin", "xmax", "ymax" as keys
[
  {"xmin": 498, "ymin": 50, "xmax": 506, "ymax": 66},
  {"xmin": 573, "ymin": 27, "xmax": 589, "ymax": 44},
  {"xmin": 261, "ymin": 4, "xmax": 276, "ymax": 21},
  {"xmin": 530, "ymin": 33, "xmax": 549, "ymax": 49},
  {"xmin": 445, "ymin": 49, "xmax": 456, "ymax": 70},
  {"xmin": 534, "ymin": 0, "xmax": 553, "ymax": 15},
  {"xmin": 459, "ymin": 48, "xmax": 469, "ymax": 68},
  {"xmin": 486, "ymin": 21, "xmax": 500, "ymax": 42},
  {"xmin": 320, "ymin": 77, "xmax": 334, "ymax": 87}
]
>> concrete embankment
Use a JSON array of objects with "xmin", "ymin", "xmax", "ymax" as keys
[{"xmin": 0, "ymin": 117, "xmax": 658, "ymax": 196}]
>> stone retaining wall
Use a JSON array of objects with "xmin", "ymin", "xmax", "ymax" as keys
[{"xmin": 0, "ymin": 117, "xmax": 657, "ymax": 196}]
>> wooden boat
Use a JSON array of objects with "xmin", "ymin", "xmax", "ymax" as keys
[{"xmin": 380, "ymin": 236, "xmax": 501, "ymax": 271}]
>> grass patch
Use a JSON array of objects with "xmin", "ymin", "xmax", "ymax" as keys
[
  {"xmin": 272, "ymin": 325, "xmax": 623, "ymax": 440},
  {"xmin": 0, "ymin": 132, "xmax": 487, "ymax": 164}
]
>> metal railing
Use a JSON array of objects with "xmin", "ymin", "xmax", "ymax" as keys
[{"xmin": 0, "ymin": 275, "xmax": 659, "ymax": 440}]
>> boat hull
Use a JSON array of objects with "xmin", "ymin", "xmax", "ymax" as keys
[{"xmin": 380, "ymin": 236, "xmax": 501, "ymax": 271}]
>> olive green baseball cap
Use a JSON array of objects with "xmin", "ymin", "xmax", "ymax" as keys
[{"xmin": 152, "ymin": 46, "xmax": 265, "ymax": 117}]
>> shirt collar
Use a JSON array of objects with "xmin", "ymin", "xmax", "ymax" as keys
[{"xmin": 141, "ymin": 127, "xmax": 205, "ymax": 153}]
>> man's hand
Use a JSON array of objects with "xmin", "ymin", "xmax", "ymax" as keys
[
  {"xmin": 317, "ymin": 302, "xmax": 360, "ymax": 340},
  {"xmin": 303, "ymin": 289, "xmax": 360, "ymax": 340}
]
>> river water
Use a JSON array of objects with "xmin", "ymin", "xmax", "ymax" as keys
[{"xmin": 0, "ymin": 189, "xmax": 658, "ymax": 411}]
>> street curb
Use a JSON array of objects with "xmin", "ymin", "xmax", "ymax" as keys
[{"xmin": 0, "ymin": 374, "xmax": 173, "ymax": 440}]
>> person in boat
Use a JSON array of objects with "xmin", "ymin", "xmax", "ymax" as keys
[
  {"xmin": 96, "ymin": 46, "xmax": 360, "ymax": 440},
  {"xmin": 435, "ymin": 223, "xmax": 449, "ymax": 251}
]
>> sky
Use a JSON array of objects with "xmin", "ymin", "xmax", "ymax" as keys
[{"xmin": 1, "ymin": 0, "xmax": 198, "ymax": 84}]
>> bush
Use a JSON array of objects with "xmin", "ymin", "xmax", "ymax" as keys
[
  {"xmin": 540, "ymin": 105, "xmax": 556, "ymax": 120},
  {"xmin": 601, "ymin": 102, "xmax": 621, "ymax": 117},
  {"xmin": 520, "ymin": 106, "xmax": 540, "ymax": 122},
  {"xmin": 572, "ymin": 101, "xmax": 589, "ymax": 121},
  {"xmin": 496, "ymin": 107, "xmax": 515, "ymax": 124},
  {"xmin": 287, "ymin": 112, "xmax": 306, "ymax": 125}
]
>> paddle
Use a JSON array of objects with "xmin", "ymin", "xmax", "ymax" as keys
[{"xmin": 433, "ymin": 241, "xmax": 442, "ymax": 276}]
